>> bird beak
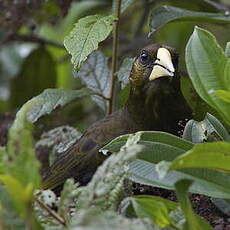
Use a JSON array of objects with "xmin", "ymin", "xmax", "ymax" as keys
[{"xmin": 149, "ymin": 48, "xmax": 175, "ymax": 81}]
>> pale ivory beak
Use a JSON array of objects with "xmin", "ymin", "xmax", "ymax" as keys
[{"xmin": 149, "ymin": 48, "xmax": 175, "ymax": 81}]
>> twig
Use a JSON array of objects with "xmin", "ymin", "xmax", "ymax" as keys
[
  {"xmin": 108, "ymin": 0, "xmax": 122, "ymax": 114},
  {"xmin": 0, "ymin": 34, "xmax": 64, "ymax": 49},
  {"xmin": 35, "ymin": 196, "xmax": 66, "ymax": 226}
]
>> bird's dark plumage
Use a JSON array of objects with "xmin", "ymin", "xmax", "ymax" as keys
[{"xmin": 41, "ymin": 44, "xmax": 192, "ymax": 190}]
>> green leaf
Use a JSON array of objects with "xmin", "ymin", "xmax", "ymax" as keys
[
  {"xmin": 117, "ymin": 57, "xmax": 134, "ymax": 89},
  {"xmin": 107, "ymin": 132, "xmax": 230, "ymax": 198},
  {"xmin": 225, "ymin": 42, "xmax": 230, "ymax": 58},
  {"xmin": 129, "ymin": 159, "xmax": 230, "ymax": 199},
  {"xmin": 149, "ymin": 5, "xmax": 230, "ymax": 34},
  {"xmin": 211, "ymin": 198, "xmax": 230, "ymax": 216},
  {"xmin": 64, "ymin": 14, "xmax": 115, "ymax": 70},
  {"xmin": 117, "ymin": 84, "xmax": 130, "ymax": 109},
  {"xmin": 0, "ymin": 185, "xmax": 26, "ymax": 230},
  {"xmin": 175, "ymin": 180, "xmax": 212, "ymax": 230},
  {"xmin": 113, "ymin": 0, "xmax": 136, "ymax": 14},
  {"xmin": 0, "ymin": 175, "xmax": 33, "ymax": 217},
  {"xmin": 180, "ymin": 77, "xmax": 220, "ymax": 121},
  {"xmin": 122, "ymin": 195, "xmax": 177, "ymax": 228},
  {"xmin": 103, "ymin": 131, "xmax": 193, "ymax": 167},
  {"xmin": 216, "ymin": 90, "xmax": 230, "ymax": 103},
  {"xmin": 170, "ymin": 142, "xmax": 230, "ymax": 172},
  {"xmin": 25, "ymin": 88, "xmax": 92, "ymax": 123},
  {"xmin": 10, "ymin": 46, "xmax": 57, "ymax": 109},
  {"xmin": 183, "ymin": 113, "xmax": 230, "ymax": 143},
  {"xmin": 74, "ymin": 51, "xmax": 110, "ymax": 111},
  {"xmin": 185, "ymin": 26, "xmax": 230, "ymax": 125}
]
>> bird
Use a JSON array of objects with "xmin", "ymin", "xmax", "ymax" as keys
[{"xmin": 41, "ymin": 44, "xmax": 192, "ymax": 190}]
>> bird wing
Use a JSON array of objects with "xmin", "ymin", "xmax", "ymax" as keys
[{"xmin": 41, "ymin": 110, "xmax": 129, "ymax": 190}]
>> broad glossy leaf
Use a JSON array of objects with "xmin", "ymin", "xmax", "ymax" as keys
[
  {"xmin": 185, "ymin": 26, "xmax": 230, "ymax": 125},
  {"xmin": 183, "ymin": 113, "xmax": 230, "ymax": 143},
  {"xmin": 175, "ymin": 180, "xmax": 212, "ymax": 230},
  {"xmin": 129, "ymin": 159, "xmax": 230, "ymax": 199},
  {"xmin": 180, "ymin": 77, "xmax": 220, "ymax": 121},
  {"xmin": 26, "ymin": 88, "xmax": 92, "ymax": 123},
  {"xmin": 104, "ymin": 131, "xmax": 193, "ymax": 152},
  {"xmin": 10, "ymin": 46, "xmax": 56, "ymax": 109},
  {"xmin": 216, "ymin": 90, "xmax": 230, "ymax": 103},
  {"xmin": 103, "ymin": 131, "xmax": 193, "ymax": 163},
  {"xmin": 121, "ymin": 195, "xmax": 177, "ymax": 227},
  {"xmin": 64, "ymin": 14, "xmax": 114, "ymax": 70},
  {"xmin": 105, "ymin": 131, "xmax": 230, "ymax": 198},
  {"xmin": 149, "ymin": 5, "xmax": 230, "ymax": 34},
  {"xmin": 170, "ymin": 142, "xmax": 230, "ymax": 172},
  {"xmin": 75, "ymin": 51, "xmax": 110, "ymax": 111}
]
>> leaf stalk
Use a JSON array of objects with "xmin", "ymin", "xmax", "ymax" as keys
[{"xmin": 108, "ymin": 0, "xmax": 122, "ymax": 114}]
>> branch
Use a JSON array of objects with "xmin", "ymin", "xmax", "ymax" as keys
[
  {"xmin": 35, "ymin": 196, "xmax": 66, "ymax": 226},
  {"xmin": 0, "ymin": 34, "xmax": 64, "ymax": 49},
  {"xmin": 108, "ymin": 0, "xmax": 122, "ymax": 114}
]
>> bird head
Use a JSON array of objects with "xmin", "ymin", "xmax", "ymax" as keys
[
  {"xmin": 126, "ymin": 44, "xmax": 191, "ymax": 132},
  {"xmin": 129, "ymin": 44, "xmax": 179, "ymax": 92}
]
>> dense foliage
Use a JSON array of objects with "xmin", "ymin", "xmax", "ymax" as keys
[{"xmin": 0, "ymin": 0, "xmax": 230, "ymax": 229}]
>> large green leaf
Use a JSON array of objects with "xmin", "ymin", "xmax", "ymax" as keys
[
  {"xmin": 149, "ymin": 5, "xmax": 230, "ymax": 34},
  {"xmin": 175, "ymin": 180, "xmax": 212, "ymax": 230},
  {"xmin": 26, "ymin": 88, "xmax": 92, "ymax": 123},
  {"xmin": 75, "ymin": 51, "xmax": 110, "ymax": 112},
  {"xmin": 216, "ymin": 90, "xmax": 230, "ymax": 103},
  {"xmin": 170, "ymin": 142, "xmax": 230, "ymax": 172},
  {"xmin": 129, "ymin": 159, "xmax": 230, "ymax": 199},
  {"xmin": 10, "ymin": 46, "xmax": 57, "ymax": 109},
  {"xmin": 103, "ymin": 131, "xmax": 193, "ymax": 154},
  {"xmin": 185, "ymin": 26, "xmax": 230, "ymax": 125},
  {"xmin": 103, "ymin": 132, "xmax": 230, "ymax": 198},
  {"xmin": 64, "ymin": 14, "xmax": 115, "ymax": 70}
]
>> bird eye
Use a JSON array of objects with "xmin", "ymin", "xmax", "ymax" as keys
[{"xmin": 139, "ymin": 51, "xmax": 150, "ymax": 66}]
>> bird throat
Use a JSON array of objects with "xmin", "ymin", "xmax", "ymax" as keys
[{"xmin": 125, "ymin": 80, "xmax": 181, "ymax": 133}]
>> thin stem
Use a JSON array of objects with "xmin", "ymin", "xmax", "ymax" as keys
[
  {"xmin": 35, "ymin": 196, "xmax": 66, "ymax": 226},
  {"xmin": 108, "ymin": 0, "xmax": 122, "ymax": 114},
  {"xmin": 1, "ymin": 34, "xmax": 64, "ymax": 49}
]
